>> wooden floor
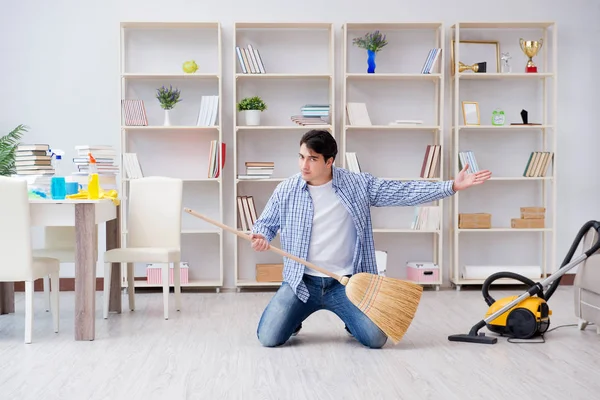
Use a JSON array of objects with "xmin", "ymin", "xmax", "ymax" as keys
[{"xmin": 0, "ymin": 285, "xmax": 598, "ymax": 399}]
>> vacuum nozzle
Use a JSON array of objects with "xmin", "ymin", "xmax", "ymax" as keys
[{"xmin": 448, "ymin": 319, "xmax": 498, "ymax": 344}]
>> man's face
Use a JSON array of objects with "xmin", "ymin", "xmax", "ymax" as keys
[{"xmin": 298, "ymin": 143, "xmax": 332, "ymax": 184}]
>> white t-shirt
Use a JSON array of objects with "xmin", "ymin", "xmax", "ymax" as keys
[{"xmin": 305, "ymin": 180, "xmax": 357, "ymax": 277}]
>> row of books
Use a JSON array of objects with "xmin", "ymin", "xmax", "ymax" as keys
[
  {"xmin": 411, "ymin": 206, "xmax": 441, "ymax": 230},
  {"xmin": 236, "ymin": 45, "xmax": 266, "ymax": 74},
  {"xmin": 420, "ymin": 144, "xmax": 441, "ymax": 179},
  {"xmin": 237, "ymin": 195, "xmax": 258, "ymax": 231},
  {"xmin": 523, "ymin": 151, "xmax": 553, "ymax": 177},
  {"xmin": 421, "ymin": 48, "xmax": 442, "ymax": 74},
  {"xmin": 458, "ymin": 150, "xmax": 480, "ymax": 173},
  {"xmin": 122, "ymin": 96, "xmax": 220, "ymax": 127},
  {"xmin": 237, "ymin": 161, "xmax": 274, "ymax": 180},
  {"xmin": 208, "ymin": 140, "xmax": 226, "ymax": 179}
]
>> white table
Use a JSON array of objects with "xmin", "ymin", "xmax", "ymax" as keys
[{"xmin": 0, "ymin": 199, "xmax": 122, "ymax": 341}]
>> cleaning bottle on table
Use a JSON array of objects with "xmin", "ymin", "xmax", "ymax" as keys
[
  {"xmin": 50, "ymin": 149, "xmax": 67, "ymax": 200},
  {"xmin": 87, "ymin": 152, "xmax": 100, "ymax": 200}
]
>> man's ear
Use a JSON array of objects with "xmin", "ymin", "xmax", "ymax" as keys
[{"xmin": 326, "ymin": 157, "xmax": 333, "ymax": 167}]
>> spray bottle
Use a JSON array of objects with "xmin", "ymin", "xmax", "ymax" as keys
[
  {"xmin": 50, "ymin": 149, "xmax": 66, "ymax": 200},
  {"xmin": 87, "ymin": 152, "xmax": 100, "ymax": 200}
]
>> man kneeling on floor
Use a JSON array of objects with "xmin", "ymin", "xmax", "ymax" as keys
[{"xmin": 250, "ymin": 129, "xmax": 490, "ymax": 348}]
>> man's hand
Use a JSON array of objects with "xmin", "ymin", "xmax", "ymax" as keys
[
  {"xmin": 250, "ymin": 233, "xmax": 269, "ymax": 251},
  {"xmin": 452, "ymin": 164, "xmax": 492, "ymax": 191}
]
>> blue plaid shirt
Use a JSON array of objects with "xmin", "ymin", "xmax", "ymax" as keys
[{"xmin": 251, "ymin": 166, "xmax": 455, "ymax": 302}]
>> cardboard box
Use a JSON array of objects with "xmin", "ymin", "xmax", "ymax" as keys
[
  {"xmin": 511, "ymin": 218, "xmax": 545, "ymax": 229},
  {"xmin": 520, "ymin": 207, "xmax": 545, "ymax": 219},
  {"xmin": 256, "ymin": 263, "xmax": 283, "ymax": 282},
  {"xmin": 459, "ymin": 213, "xmax": 491, "ymax": 229},
  {"xmin": 406, "ymin": 262, "xmax": 439, "ymax": 283},
  {"xmin": 146, "ymin": 263, "xmax": 189, "ymax": 285}
]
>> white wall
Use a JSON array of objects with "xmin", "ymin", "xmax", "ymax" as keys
[{"xmin": 2, "ymin": 0, "xmax": 599, "ymax": 287}]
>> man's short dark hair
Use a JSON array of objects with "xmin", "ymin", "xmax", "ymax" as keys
[{"xmin": 299, "ymin": 130, "xmax": 338, "ymax": 163}]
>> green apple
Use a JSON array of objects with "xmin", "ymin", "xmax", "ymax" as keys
[{"xmin": 182, "ymin": 60, "xmax": 198, "ymax": 74}]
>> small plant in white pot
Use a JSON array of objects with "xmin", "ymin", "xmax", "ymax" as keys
[{"xmin": 237, "ymin": 96, "xmax": 267, "ymax": 126}]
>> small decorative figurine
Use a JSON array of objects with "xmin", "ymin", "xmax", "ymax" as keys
[
  {"xmin": 501, "ymin": 52, "xmax": 512, "ymax": 73},
  {"xmin": 492, "ymin": 109, "xmax": 506, "ymax": 126}
]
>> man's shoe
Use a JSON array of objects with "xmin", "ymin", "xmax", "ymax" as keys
[{"xmin": 292, "ymin": 324, "xmax": 302, "ymax": 336}]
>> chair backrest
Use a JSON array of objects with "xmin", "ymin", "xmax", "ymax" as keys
[
  {"xmin": 0, "ymin": 176, "xmax": 33, "ymax": 281},
  {"xmin": 127, "ymin": 176, "xmax": 183, "ymax": 249},
  {"xmin": 44, "ymin": 226, "xmax": 76, "ymax": 249}
]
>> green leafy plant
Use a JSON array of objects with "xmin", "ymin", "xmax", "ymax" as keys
[
  {"xmin": 237, "ymin": 96, "xmax": 267, "ymax": 112},
  {"xmin": 0, "ymin": 124, "xmax": 28, "ymax": 176},
  {"xmin": 353, "ymin": 30, "xmax": 388, "ymax": 52},
  {"xmin": 155, "ymin": 85, "xmax": 182, "ymax": 110}
]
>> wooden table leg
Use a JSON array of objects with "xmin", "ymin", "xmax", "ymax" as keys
[
  {"xmin": 75, "ymin": 203, "xmax": 97, "ymax": 341},
  {"xmin": 0, "ymin": 282, "xmax": 15, "ymax": 315},
  {"xmin": 106, "ymin": 204, "xmax": 121, "ymax": 313}
]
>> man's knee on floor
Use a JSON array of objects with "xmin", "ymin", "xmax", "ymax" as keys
[
  {"xmin": 256, "ymin": 325, "xmax": 286, "ymax": 347},
  {"xmin": 353, "ymin": 326, "xmax": 388, "ymax": 349}
]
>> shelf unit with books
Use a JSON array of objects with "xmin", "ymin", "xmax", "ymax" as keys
[
  {"xmin": 233, "ymin": 22, "xmax": 335, "ymax": 289},
  {"xmin": 341, "ymin": 22, "xmax": 445, "ymax": 290},
  {"xmin": 119, "ymin": 21, "xmax": 224, "ymax": 291},
  {"xmin": 449, "ymin": 22, "xmax": 557, "ymax": 290}
]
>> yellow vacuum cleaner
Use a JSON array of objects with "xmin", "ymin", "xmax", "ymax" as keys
[{"xmin": 449, "ymin": 220, "xmax": 600, "ymax": 344}]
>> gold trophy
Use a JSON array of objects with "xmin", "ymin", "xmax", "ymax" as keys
[
  {"xmin": 519, "ymin": 38, "xmax": 543, "ymax": 73},
  {"xmin": 458, "ymin": 61, "xmax": 487, "ymax": 73}
]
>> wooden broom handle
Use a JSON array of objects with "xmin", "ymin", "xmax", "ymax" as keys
[{"xmin": 183, "ymin": 208, "xmax": 345, "ymax": 282}]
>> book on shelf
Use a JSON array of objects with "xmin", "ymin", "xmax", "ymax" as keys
[
  {"xmin": 420, "ymin": 145, "xmax": 441, "ymax": 178},
  {"xmin": 208, "ymin": 140, "xmax": 226, "ymax": 179},
  {"xmin": 411, "ymin": 206, "xmax": 441, "ymax": 230},
  {"xmin": 346, "ymin": 102, "xmax": 371, "ymax": 126},
  {"xmin": 196, "ymin": 95, "xmax": 219, "ymax": 127},
  {"xmin": 238, "ymin": 161, "xmax": 274, "ymax": 180},
  {"xmin": 122, "ymin": 99, "xmax": 148, "ymax": 126},
  {"xmin": 345, "ymin": 152, "xmax": 361, "ymax": 173},
  {"xmin": 458, "ymin": 150, "xmax": 480, "ymax": 173},
  {"xmin": 523, "ymin": 151, "xmax": 553, "ymax": 177},
  {"xmin": 236, "ymin": 44, "xmax": 266, "ymax": 74},
  {"xmin": 14, "ymin": 144, "xmax": 53, "ymax": 175},
  {"xmin": 421, "ymin": 48, "xmax": 441, "ymax": 74},
  {"xmin": 122, "ymin": 153, "xmax": 144, "ymax": 179},
  {"xmin": 237, "ymin": 195, "xmax": 258, "ymax": 231}
]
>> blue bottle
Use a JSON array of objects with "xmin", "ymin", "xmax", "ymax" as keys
[{"xmin": 50, "ymin": 151, "xmax": 67, "ymax": 200}]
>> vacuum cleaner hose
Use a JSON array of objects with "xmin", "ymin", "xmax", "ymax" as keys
[
  {"xmin": 482, "ymin": 272, "xmax": 540, "ymax": 307},
  {"xmin": 482, "ymin": 220, "xmax": 600, "ymax": 306}
]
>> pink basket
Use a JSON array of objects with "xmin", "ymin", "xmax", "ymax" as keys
[
  {"xmin": 406, "ymin": 262, "xmax": 439, "ymax": 283},
  {"xmin": 146, "ymin": 264, "xmax": 189, "ymax": 285}
]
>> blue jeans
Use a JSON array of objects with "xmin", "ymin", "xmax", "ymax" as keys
[{"xmin": 257, "ymin": 274, "xmax": 388, "ymax": 348}]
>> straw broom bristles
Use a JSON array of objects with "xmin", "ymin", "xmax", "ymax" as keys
[
  {"xmin": 183, "ymin": 208, "xmax": 424, "ymax": 345},
  {"xmin": 344, "ymin": 272, "xmax": 423, "ymax": 344}
]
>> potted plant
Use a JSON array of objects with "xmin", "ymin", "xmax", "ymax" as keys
[
  {"xmin": 352, "ymin": 30, "xmax": 388, "ymax": 73},
  {"xmin": 155, "ymin": 85, "xmax": 182, "ymax": 126},
  {"xmin": 237, "ymin": 96, "xmax": 267, "ymax": 126},
  {"xmin": 0, "ymin": 124, "xmax": 27, "ymax": 176}
]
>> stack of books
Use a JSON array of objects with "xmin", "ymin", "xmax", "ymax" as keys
[
  {"xmin": 291, "ymin": 104, "xmax": 330, "ymax": 126},
  {"xmin": 14, "ymin": 144, "xmax": 53, "ymax": 175},
  {"xmin": 237, "ymin": 161, "xmax": 274, "ymax": 180},
  {"xmin": 71, "ymin": 145, "xmax": 119, "ymax": 189}
]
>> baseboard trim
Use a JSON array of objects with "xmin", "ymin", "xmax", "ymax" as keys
[{"xmin": 12, "ymin": 274, "xmax": 575, "ymax": 292}]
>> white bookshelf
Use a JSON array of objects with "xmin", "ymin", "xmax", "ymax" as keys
[
  {"xmin": 449, "ymin": 22, "xmax": 557, "ymax": 289},
  {"xmin": 119, "ymin": 21, "xmax": 224, "ymax": 291},
  {"xmin": 341, "ymin": 22, "xmax": 445, "ymax": 290},
  {"xmin": 233, "ymin": 22, "xmax": 335, "ymax": 289}
]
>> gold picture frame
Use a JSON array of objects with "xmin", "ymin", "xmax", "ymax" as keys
[
  {"xmin": 451, "ymin": 40, "xmax": 500, "ymax": 75},
  {"xmin": 462, "ymin": 101, "xmax": 480, "ymax": 125}
]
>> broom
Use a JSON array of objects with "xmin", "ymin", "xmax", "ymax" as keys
[{"xmin": 184, "ymin": 207, "xmax": 424, "ymax": 344}]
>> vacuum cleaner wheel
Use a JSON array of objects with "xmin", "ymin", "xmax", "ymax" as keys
[{"xmin": 506, "ymin": 308, "xmax": 538, "ymax": 339}]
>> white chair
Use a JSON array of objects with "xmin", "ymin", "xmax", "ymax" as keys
[
  {"xmin": 0, "ymin": 176, "xmax": 60, "ymax": 343},
  {"xmin": 103, "ymin": 176, "xmax": 183, "ymax": 320},
  {"xmin": 33, "ymin": 227, "xmax": 76, "ymax": 312}
]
